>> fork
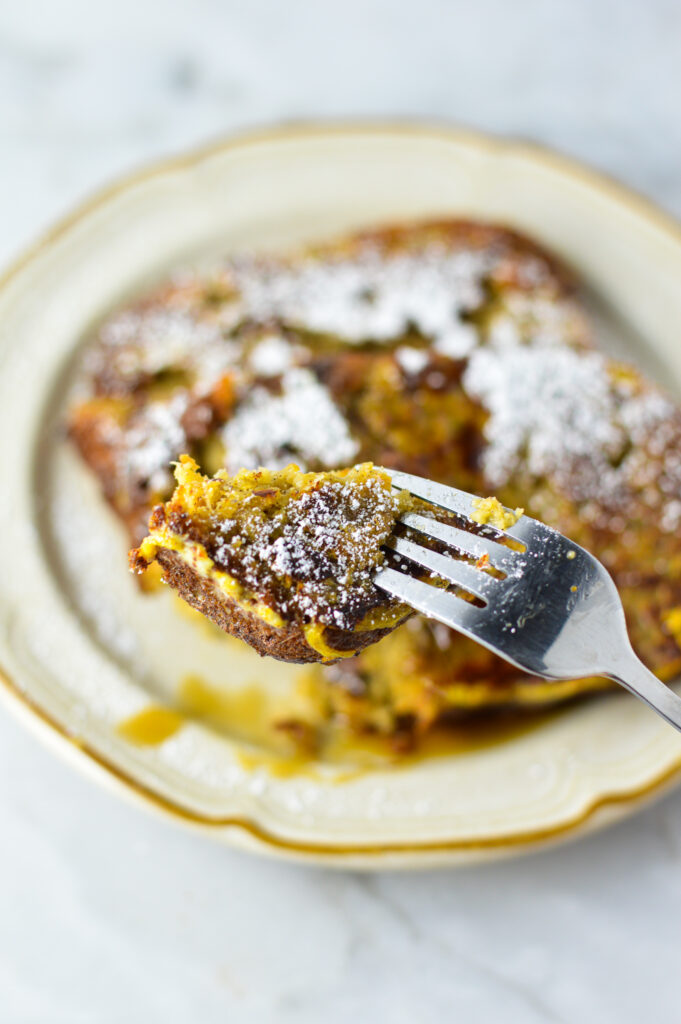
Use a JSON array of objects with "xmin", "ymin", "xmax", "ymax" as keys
[{"xmin": 374, "ymin": 469, "xmax": 681, "ymax": 733}]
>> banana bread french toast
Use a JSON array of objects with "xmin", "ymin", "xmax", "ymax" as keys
[
  {"xmin": 69, "ymin": 218, "xmax": 681, "ymax": 742},
  {"xmin": 130, "ymin": 459, "xmax": 414, "ymax": 663}
]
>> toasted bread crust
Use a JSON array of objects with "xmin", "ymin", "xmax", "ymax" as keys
[{"xmin": 155, "ymin": 549, "xmax": 404, "ymax": 664}]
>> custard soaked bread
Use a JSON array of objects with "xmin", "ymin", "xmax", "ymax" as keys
[
  {"xmin": 69, "ymin": 219, "xmax": 681, "ymax": 739},
  {"xmin": 131, "ymin": 459, "xmax": 414, "ymax": 663}
]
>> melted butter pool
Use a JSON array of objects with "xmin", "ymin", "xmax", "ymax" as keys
[{"xmin": 132, "ymin": 673, "xmax": 560, "ymax": 781}]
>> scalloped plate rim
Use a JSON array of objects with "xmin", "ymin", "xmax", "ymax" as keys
[{"xmin": 2, "ymin": 120, "xmax": 681, "ymax": 868}]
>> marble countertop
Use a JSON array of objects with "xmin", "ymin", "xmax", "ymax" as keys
[{"xmin": 2, "ymin": 1, "xmax": 681, "ymax": 1020}]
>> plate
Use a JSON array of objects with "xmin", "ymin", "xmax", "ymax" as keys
[{"xmin": 3, "ymin": 122, "xmax": 681, "ymax": 869}]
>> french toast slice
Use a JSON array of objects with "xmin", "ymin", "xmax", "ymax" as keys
[
  {"xmin": 130, "ymin": 458, "xmax": 414, "ymax": 663},
  {"xmin": 68, "ymin": 217, "xmax": 681, "ymax": 740}
]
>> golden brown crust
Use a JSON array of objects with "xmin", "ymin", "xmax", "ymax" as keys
[
  {"xmin": 344, "ymin": 218, "xmax": 578, "ymax": 293},
  {"xmin": 155, "ymin": 549, "xmax": 405, "ymax": 664},
  {"xmin": 67, "ymin": 217, "xmax": 575, "ymax": 540},
  {"xmin": 67, "ymin": 215, "xmax": 681, "ymax": 735},
  {"xmin": 70, "ymin": 400, "xmax": 150, "ymax": 543}
]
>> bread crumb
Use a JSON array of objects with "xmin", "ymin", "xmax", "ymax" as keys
[{"xmin": 471, "ymin": 496, "xmax": 523, "ymax": 531}]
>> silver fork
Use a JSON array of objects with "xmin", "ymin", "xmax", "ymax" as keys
[{"xmin": 374, "ymin": 469, "xmax": 681, "ymax": 733}]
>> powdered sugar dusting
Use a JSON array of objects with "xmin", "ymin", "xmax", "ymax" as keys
[
  {"xmin": 464, "ymin": 346, "xmax": 620, "ymax": 486},
  {"xmin": 221, "ymin": 368, "xmax": 358, "ymax": 473},
  {"xmin": 125, "ymin": 393, "xmax": 189, "ymax": 492},
  {"xmin": 396, "ymin": 347, "xmax": 430, "ymax": 375},
  {"xmin": 248, "ymin": 333, "xmax": 295, "ymax": 377},
  {"xmin": 209, "ymin": 472, "xmax": 404, "ymax": 629},
  {"xmin": 233, "ymin": 245, "xmax": 492, "ymax": 346},
  {"xmin": 433, "ymin": 322, "xmax": 478, "ymax": 359},
  {"xmin": 486, "ymin": 291, "xmax": 591, "ymax": 351},
  {"xmin": 76, "ymin": 223, "xmax": 681, "ymax": 540},
  {"xmin": 78, "ymin": 233, "xmax": 547, "ymax": 507},
  {"xmin": 96, "ymin": 308, "xmax": 234, "ymax": 388},
  {"xmin": 464, "ymin": 339, "xmax": 681, "ymax": 517}
]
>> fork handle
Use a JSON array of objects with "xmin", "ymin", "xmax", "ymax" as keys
[{"xmin": 607, "ymin": 651, "xmax": 681, "ymax": 733}]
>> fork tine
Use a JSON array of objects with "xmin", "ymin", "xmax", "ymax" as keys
[
  {"xmin": 386, "ymin": 468, "xmax": 524, "ymax": 528},
  {"xmin": 387, "ymin": 536, "xmax": 499, "ymax": 603},
  {"xmin": 385, "ymin": 468, "xmax": 482, "ymax": 519},
  {"xmin": 374, "ymin": 568, "xmax": 490, "ymax": 635},
  {"xmin": 399, "ymin": 513, "xmax": 519, "ymax": 574}
]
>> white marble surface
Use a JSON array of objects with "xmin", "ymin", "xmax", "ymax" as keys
[{"xmin": 2, "ymin": 1, "xmax": 681, "ymax": 1020}]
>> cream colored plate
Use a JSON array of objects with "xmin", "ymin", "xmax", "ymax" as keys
[{"xmin": 3, "ymin": 122, "xmax": 681, "ymax": 869}]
